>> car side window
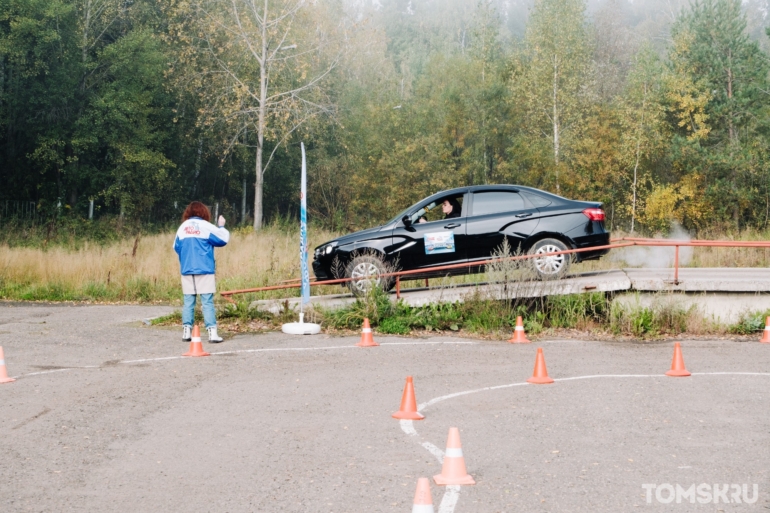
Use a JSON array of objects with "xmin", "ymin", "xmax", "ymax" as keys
[
  {"xmin": 411, "ymin": 196, "xmax": 464, "ymax": 224},
  {"xmin": 470, "ymin": 191, "xmax": 528, "ymax": 216}
]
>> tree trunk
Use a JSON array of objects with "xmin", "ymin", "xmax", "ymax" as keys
[
  {"xmin": 631, "ymin": 82, "xmax": 648, "ymax": 234},
  {"xmin": 552, "ymin": 57, "xmax": 560, "ymax": 194},
  {"xmin": 631, "ymin": 139, "xmax": 640, "ymax": 233},
  {"xmin": 726, "ymin": 51, "xmax": 735, "ymax": 143},
  {"xmin": 254, "ymin": 148, "xmax": 264, "ymax": 230},
  {"xmin": 253, "ymin": 0, "xmax": 269, "ymax": 231},
  {"xmin": 241, "ymin": 175, "xmax": 247, "ymax": 224}
]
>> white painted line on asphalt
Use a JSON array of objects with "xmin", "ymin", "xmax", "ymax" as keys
[
  {"xmin": 400, "ymin": 419, "xmax": 417, "ymax": 436},
  {"xmin": 124, "ymin": 341, "xmax": 474, "ymax": 361},
  {"xmin": 406, "ymin": 371, "xmax": 770, "ymax": 513},
  {"xmin": 691, "ymin": 372, "xmax": 770, "ymax": 376},
  {"xmin": 421, "ymin": 442, "xmax": 445, "ymax": 464},
  {"xmin": 379, "ymin": 341, "xmax": 476, "ymax": 346},
  {"xmin": 120, "ymin": 355, "xmax": 189, "ymax": 363},
  {"xmin": 10, "ymin": 340, "xmax": 478, "ymax": 377},
  {"xmin": 419, "ymin": 382, "xmax": 531, "ymax": 411},
  {"xmin": 16, "ymin": 368, "xmax": 73, "ymax": 378},
  {"xmin": 208, "ymin": 345, "xmax": 354, "ymax": 356},
  {"xmin": 438, "ymin": 486, "xmax": 461, "ymax": 513},
  {"xmin": 12, "ymin": 365, "xmax": 100, "ymax": 379},
  {"xmin": 555, "ymin": 374, "xmax": 660, "ymax": 382}
]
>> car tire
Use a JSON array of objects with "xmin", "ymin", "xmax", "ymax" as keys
[
  {"xmin": 346, "ymin": 254, "xmax": 394, "ymax": 296},
  {"xmin": 530, "ymin": 238, "xmax": 571, "ymax": 279}
]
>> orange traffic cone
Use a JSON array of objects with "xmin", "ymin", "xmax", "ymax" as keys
[
  {"xmin": 0, "ymin": 346, "xmax": 16, "ymax": 384},
  {"xmin": 183, "ymin": 325, "xmax": 210, "ymax": 357},
  {"xmin": 527, "ymin": 347, "xmax": 554, "ymax": 384},
  {"xmin": 508, "ymin": 316, "xmax": 531, "ymax": 343},
  {"xmin": 411, "ymin": 477, "xmax": 434, "ymax": 513},
  {"xmin": 392, "ymin": 376, "xmax": 425, "ymax": 420},
  {"xmin": 433, "ymin": 427, "xmax": 475, "ymax": 486},
  {"xmin": 356, "ymin": 318, "xmax": 379, "ymax": 347},
  {"xmin": 665, "ymin": 342, "xmax": 690, "ymax": 377},
  {"xmin": 760, "ymin": 317, "xmax": 770, "ymax": 343}
]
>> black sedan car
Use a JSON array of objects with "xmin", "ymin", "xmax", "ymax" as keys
[{"xmin": 313, "ymin": 185, "xmax": 610, "ymax": 294}]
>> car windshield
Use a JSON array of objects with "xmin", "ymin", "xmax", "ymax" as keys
[{"xmin": 386, "ymin": 198, "xmax": 438, "ymax": 225}]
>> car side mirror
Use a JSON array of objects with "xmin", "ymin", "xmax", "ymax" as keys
[{"xmin": 402, "ymin": 215, "xmax": 412, "ymax": 227}]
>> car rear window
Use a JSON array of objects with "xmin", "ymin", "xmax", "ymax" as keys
[
  {"xmin": 471, "ymin": 191, "xmax": 529, "ymax": 216},
  {"xmin": 520, "ymin": 191, "xmax": 552, "ymax": 207}
]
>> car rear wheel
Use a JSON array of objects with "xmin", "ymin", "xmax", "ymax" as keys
[
  {"xmin": 530, "ymin": 238, "xmax": 571, "ymax": 279},
  {"xmin": 346, "ymin": 254, "xmax": 394, "ymax": 296}
]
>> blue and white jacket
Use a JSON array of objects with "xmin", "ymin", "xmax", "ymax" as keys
[{"xmin": 173, "ymin": 217, "xmax": 230, "ymax": 275}]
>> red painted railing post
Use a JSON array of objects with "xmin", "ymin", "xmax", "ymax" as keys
[{"xmin": 674, "ymin": 245, "xmax": 680, "ymax": 284}]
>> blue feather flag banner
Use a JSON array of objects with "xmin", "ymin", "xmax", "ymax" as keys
[{"xmin": 300, "ymin": 142, "xmax": 311, "ymax": 305}]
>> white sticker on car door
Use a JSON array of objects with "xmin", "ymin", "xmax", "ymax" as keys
[{"xmin": 424, "ymin": 231, "xmax": 455, "ymax": 255}]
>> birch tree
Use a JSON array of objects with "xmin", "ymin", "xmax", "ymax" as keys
[
  {"xmin": 619, "ymin": 44, "xmax": 667, "ymax": 232},
  {"xmin": 168, "ymin": 0, "xmax": 342, "ymax": 230},
  {"xmin": 516, "ymin": 0, "xmax": 590, "ymax": 193}
]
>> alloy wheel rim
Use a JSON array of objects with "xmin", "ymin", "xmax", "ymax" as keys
[
  {"xmin": 534, "ymin": 244, "xmax": 565, "ymax": 274},
  {"xmin": 350, "ymin": 262, "xmax": 381, "ymax": 292}
]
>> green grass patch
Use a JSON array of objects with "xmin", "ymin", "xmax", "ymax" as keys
[
  {"xmin": 320, "ymin": 289, "xmax": 610, "ymax": 336},
  {"xmin": 319, "ymin": 289, "xmax": 758, "ymax": 339},
  {"xmin": 728, "ymin": 310, "xmax": 770, "ymax": 335},
  {"xmin": 0, "ymin": 277, "xmax": 180, "ymax": 303}
]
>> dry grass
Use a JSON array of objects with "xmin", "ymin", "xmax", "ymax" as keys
[
  {"xmin": 3, "ymin": 224, "xmax": 770, "ymax": 303},
  {"xmin": 0, "ymin": 225, "xmax": 340, "ymax": 302}
]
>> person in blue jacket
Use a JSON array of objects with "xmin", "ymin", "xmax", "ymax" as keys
[{"xmin": 173, "ymin": 201, "xmax": 230, "ymax": 343}]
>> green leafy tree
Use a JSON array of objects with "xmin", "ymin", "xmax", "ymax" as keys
[
  {"xmin": 669, "ymin": 0, "xmax": 770, "ymax": 227},
  {"xmin": 167, "ymin": 0, "xmax": 344, "ymax": 231},
  {"xmin": 514, "ymin": 0, "xmax": 591, "ymax": 194},
  {"xmin": 618, "ymin": 44, "xmax": 668, "ymax": 232}
]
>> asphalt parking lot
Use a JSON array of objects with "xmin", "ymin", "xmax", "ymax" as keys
[{"xmin": 1, "ymin": 303, "xmax": 769, "ymax": 512}]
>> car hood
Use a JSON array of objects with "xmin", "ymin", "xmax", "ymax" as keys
[{"xmin": 319, "ymin": 225, "xmax": 387, "ymax": 248}]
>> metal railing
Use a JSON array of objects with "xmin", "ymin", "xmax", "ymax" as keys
[
  {"xmin": 613, "ymin": 237, "xmax": 770, "ymax": 284},
  {"xmin": 218, "ymin": 237, "xmax": 770, "ymax": 302},
  {"xmin": 0, "ymin": 200, "xmax": 37, "ymax": 220}
]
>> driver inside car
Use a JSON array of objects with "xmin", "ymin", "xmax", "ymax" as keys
[
  {"xmin": 442, "ymin": 198, "xmax": 461, "ymax": 219},
  {"xmin": 417, "ymin": 197, "xmax": 462, "ymax": 223}
]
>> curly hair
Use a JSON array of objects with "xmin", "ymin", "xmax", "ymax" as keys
[{"xmin": 182, "ymin": 201, "xmax": 211, "ymax": 222}]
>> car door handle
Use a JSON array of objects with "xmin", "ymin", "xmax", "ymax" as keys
[
  {"xmin": 444, "ymin": 223, "xmax": 461, "ymax": 229},
  {"xmin": 515, "ymin": 213, "xmax": 533, "ymax": 218}
]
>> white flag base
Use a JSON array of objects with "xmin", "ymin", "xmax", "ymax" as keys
[{"xmin": 281, "ymin": 313, "xmax": 321, "ymax": 335}]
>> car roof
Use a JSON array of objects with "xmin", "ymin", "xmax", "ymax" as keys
[{"xmin": 431, "ymin": 184, "xmax": 566, "ymax": 200}]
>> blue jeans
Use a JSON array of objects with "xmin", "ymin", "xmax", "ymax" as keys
[{"xmin": 182, "ymin": 293, "xmax": 217, "ymax": 328}]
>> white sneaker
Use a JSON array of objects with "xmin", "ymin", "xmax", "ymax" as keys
[
  {"xmin": 182, "ymin": 325, "xmax": 192, "ymax": 342},
  {"xmin": 207, "ymin": 326, "xmax": 223, "ymax": 343}
]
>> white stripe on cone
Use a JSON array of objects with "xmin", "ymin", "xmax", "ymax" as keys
[
  {"xmin": 412, "ymin": 505, "xmax": 434, "ymax": 513},
  {"xmin": 362, "ymin": 328, "xmax": 372, "ymax": 333},
  {"xmin": 445, "ymin": 448, "xmax": 463, "ymax": 458},
  {"xmin": 515, "ymin": 326, "xmax": 524, "ymax": 331}
]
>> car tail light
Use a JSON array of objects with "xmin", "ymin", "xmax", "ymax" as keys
[{"xmin": 582, "ymin": 208, "xmax": 605, "ymax": 221}]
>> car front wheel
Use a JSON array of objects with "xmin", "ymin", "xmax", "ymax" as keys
[
  {"xmin": 530, "ymin": 238, "xmax": 571, "ymax": 279},
  {"xmin": 346, "ymin": 254, "xmax": 394, "ymax": 295}
]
